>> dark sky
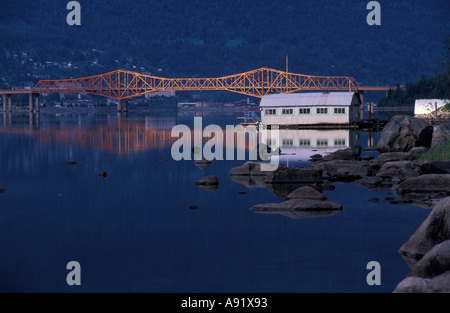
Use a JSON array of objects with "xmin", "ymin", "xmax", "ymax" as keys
[{"xmin": 0, "ymin": 0, "xmax": 449, "ymax": 85}]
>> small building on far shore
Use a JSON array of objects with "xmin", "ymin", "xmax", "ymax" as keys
[{"xmin": 259, "ymin": 92, "xmax": 361, "ymax": 127}]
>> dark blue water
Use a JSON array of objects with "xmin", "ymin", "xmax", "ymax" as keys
[{"xmin": 0, "ymin": 111, "xmax": 429, "ymax": 293}]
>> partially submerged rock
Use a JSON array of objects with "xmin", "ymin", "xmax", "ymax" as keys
[
  {"xmin": 264, "ymin": 166, "xmax": 322, "ymax": 184},
  {"xmin": 265, "ymin": 183, "xmax": 314, "ymax": 198},
  {"xmin": 407, "ymin": 240, "xmax": 450, "ymax": 279},
  {"xmin": 395, "ymin": 240, "xmax": 450, "ymax": 293},
  {"xmin": 312, "ymin": 160, "xmax": 376, "ymax": 181},
  {"xmin": 250, "ymin": 199, "xmax": 343, "ymax": 219},
  {"xmin": 393, "ymin": 271, "xmax": 450, "ymax": 293},
  {"xmin": 285, "ymin": 186, "xmax": 327, "ymax": 201},
  {"xmin": 322, "ymin": 148, "xmax": 358, "ymax": 161},
  {"xmin": 394, "ymin": 174, "xmax": 450, "ymax": 205},
  {"xmin": 230, "ymin": 161, "xmax": 275, "ymax": 177},
  {"xmin": 195, "ymin": 175, "xmax": 219, "ymax": 185},
  {"xmin": 195, "ymin": 175, "xmax": 219, "ymax": 192},
  {"xmin": 399, "ymin": 196, "xmax": 450, "ymax": 262},
  {"xmin": 230, "ymin": 175, "xmax": 267, "ymax": 188},
  {"xmin": 194, "ymin": 175, "xmax": 219, "ymax": 192},
  {"xmin": 308, "ymin": 154, "xmax": 323, "ymax": 162},
  {"xmin": 194, "ymin": 158, "xmax": 213, "ymax": 170}
]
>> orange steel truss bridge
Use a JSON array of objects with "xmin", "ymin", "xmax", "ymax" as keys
[{"xmin": 1, "ymin": 67, "xmax": 397, "ymax": 112}]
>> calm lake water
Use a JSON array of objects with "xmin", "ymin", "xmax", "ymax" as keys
[{"xmin": 0, "ymin": 109, "xmax": 428, "ymax": 293}]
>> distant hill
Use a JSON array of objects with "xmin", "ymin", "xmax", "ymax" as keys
[{"xmin": 0, "ymin": 0, "xmax": 449, "ymax": 88}]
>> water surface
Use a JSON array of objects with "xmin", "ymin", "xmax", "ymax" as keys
[{"xmin": 0, "ymin": 110, "xmax": 429, "ymax": 293}]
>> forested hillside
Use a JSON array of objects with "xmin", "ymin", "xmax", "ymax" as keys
[
  {"xmin": 0, "ymin": 0, "xmax": 449, "ymax": 88},
  {"xmin": 378, "ymin": 37, "xmax": 450, "ymax": 107}
]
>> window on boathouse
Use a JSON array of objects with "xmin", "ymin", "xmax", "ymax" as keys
[{"xmin": 282, "ymin": 108, "xmax": 294, "ymax": 115}]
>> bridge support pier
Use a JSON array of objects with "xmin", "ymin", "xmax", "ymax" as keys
[
  {"xmin": 29, "ymin": 94, "xmax": 33, "ymax": 112},
  {"xmin": 29, "ymin": 94, "xmax": 40, "ymax": 113},
  {"xmin": 34, "ymin": 94, "xmax": 40, "ymax": 113},
  {"xmin": 359, "ymin": 90, "xmax": 365, "ymax": 120},
  {"xmin": 118, "ymin": 99, "xmax": 127, "ymax": 113},
  {"xmin": 367, "ymin": 102, "xmax": 374, "ymax": 120},
  {"xmin": 2, "ymin": 94, "xmax": 5, "ymax": 112},
  {"xmin": 7, "ymin": 94, "xmax": 12, "ymax": 112}
]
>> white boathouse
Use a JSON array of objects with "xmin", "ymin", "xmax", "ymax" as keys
[{"xmin": 259, "ymin": 92, "xmax": 361, "ymax": 126}]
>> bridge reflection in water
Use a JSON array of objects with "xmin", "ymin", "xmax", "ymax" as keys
[{"xmin": 1, "ymin": 113, "xmax": 365, "ymax": 159}]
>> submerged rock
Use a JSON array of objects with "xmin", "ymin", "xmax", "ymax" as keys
[
  {"xmin": 308, "ymin": 154, "xmax": 323, "ymax": 162},
  {"xmin": 376, "ymin": 114, "xmax": 433, "ymax": 153},
  {"xmin": 97, "ymin": 171, "xmax": 108, "ymax": 178},
  {"xmin": 65, "ymin": 161, "xmax": 80, "ymax": 165},
  {"xmin": 0, "ymin": 187, "xmax": 5, "ymax": 194},
  {"xmin": 250, "ymin": 199, "xmax": 343, "ymax": 219}
]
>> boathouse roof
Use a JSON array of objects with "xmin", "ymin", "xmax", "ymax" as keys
[{"xmin": 259, "ymin": 92, "xmax": 361, "ymax": 107}]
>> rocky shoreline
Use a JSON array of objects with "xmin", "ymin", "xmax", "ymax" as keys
[{"xmin": 229, "ymin": 114, "xmax": 450, "ymax": 293}]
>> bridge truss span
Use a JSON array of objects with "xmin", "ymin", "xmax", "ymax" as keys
[{"xmin": 30, "ymin": 67, "xmax": 361, "ymax": 100}]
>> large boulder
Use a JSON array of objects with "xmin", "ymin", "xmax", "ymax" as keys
[
  {"xmin": 393, "ymin": 271, "xmax": 450, "ymax": 293},
  {"xmin": 431, "ymin": 122, "xmax": 450, "ymax": 148},
  {"xmin": 407, "ymin": 240, "xmax": 450, "ymax": 279},
  {"xmin": 376, "ymin": 161, "xmax": 420, "ymax": 183},
  {"xmin": 377, "ymin": 115, "xmax": 433, "ymax": 153},
  {"xmin": 399, "ymin": 196, "xmax": 450, "ymax": 261},
  {"xmin": 250, "ymin": 199, "xmax": 342, "ymax": 219}
]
